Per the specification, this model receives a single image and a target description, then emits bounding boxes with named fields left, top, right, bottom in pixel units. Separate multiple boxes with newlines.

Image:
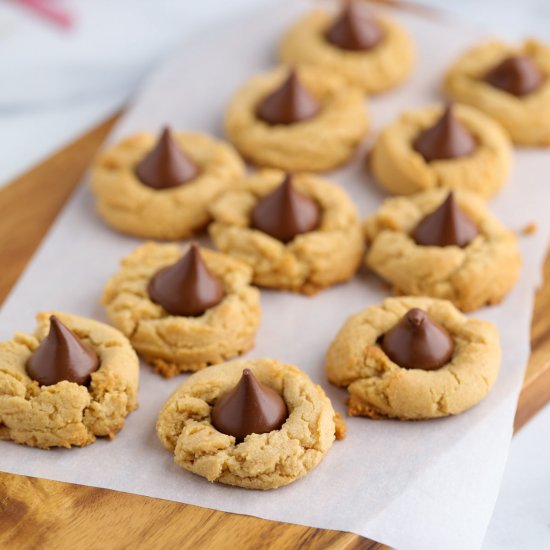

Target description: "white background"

left=0, top=1, right=549, bottom=548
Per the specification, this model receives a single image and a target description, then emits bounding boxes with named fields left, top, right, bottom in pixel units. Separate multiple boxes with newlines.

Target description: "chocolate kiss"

left=325, top=0, right=384, bottom=51
left=135, top=127, right=199, bottom=189
left=485, top=55, right=544, bottom=97
left=26, top=316, right=99, bottom=386
left=251, top=174, right=320, bottom=243
left=412, top=191, right=478, bottom=248
left=211, top=368, right=288, bottom=441
left=413, top=105, right=476, bottom=162
left=381, top=308, right=454, bottom=371
left=256, top=69, right=320, bottom=125
left=148, top=243, right=224, bottom=317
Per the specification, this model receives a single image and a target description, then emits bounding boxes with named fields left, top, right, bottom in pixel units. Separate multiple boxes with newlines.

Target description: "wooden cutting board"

left=0, top=114, right=548, bottom=549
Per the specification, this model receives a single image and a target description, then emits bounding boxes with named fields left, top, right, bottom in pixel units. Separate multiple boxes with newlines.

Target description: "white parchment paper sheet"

left=1, top=2, right=549, bottom=548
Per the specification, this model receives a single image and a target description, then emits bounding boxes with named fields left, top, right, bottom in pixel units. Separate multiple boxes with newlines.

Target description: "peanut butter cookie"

left=208, top=170, right=364, bottom=294
left=224, top=66, right=368, bottom=171
left=91, top=129, right=244, bottom=239
left=279, top=5, right=414, bottom=94
left=326, top=297, right=501, bottom=420
left=0, top=312, right=139, bottom=448
left=364, top=189, right=521, bottom=311
left=369, top=103, right=511, bottom=198
left=102, top=242, right=260, bottom=376
left=444, top=40, right=550, bottom=146
left=157, top=358, right=344, bottom=490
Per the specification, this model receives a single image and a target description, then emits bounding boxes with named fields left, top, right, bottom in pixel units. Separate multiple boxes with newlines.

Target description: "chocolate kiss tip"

left=251, top=174, right=320, bottom=243
left=26, top=315, right=99, bottom=387
left=256, top=69, right=320, bottom=125
left=381, top=308, right=454, bottom=371
left=326, top=0, right=383, bottom=51
left=485, top=55, right=544, bottom=97
left=211, top=368, right=288, bottom=441
left=413, top=104, right=476, bottom=163
left=147, top=244, right=224, bottom=317
left=406, top=308, right=425, bottom=327
left=135, top=126, right=199, bottom=190
left=412, top=191, right=479, bottom=248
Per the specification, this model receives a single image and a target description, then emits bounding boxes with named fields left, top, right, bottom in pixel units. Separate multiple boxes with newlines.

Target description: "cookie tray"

left=1, top=1, right=550, bottom=549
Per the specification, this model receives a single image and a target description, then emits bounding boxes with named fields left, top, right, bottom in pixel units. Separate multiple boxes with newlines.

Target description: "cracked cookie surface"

left=369, top=103, right=511, bottom=198
left=156, top=358, right=343, bottom=489
left=208, top=169, right=364, bottom=294
left=0, top=312, right=139, bottom=448
left=102, top=243, right=261, bottom=376
left=444, top=40, right=550, bottom=146
left=279, top=9, right=414, bottom=94
left=363, top=189, right=521, bottom=312
left=326, top=296, right=501, bottom=420
left=91, top=132, right=244, bottom=239
left=224, top=65, right=368, bottom=171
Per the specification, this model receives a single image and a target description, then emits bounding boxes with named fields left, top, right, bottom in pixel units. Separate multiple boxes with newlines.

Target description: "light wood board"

left=0, top=108, right=548, bottom=548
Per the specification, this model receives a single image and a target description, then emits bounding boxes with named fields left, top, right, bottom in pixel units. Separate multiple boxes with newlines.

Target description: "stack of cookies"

left=1, top=0, right=547, bottom=491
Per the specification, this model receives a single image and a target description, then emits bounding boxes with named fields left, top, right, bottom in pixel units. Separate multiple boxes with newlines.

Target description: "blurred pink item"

left=13, top=0, right=74, bottom=29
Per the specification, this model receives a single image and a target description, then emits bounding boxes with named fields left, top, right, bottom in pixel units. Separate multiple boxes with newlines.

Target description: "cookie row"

left=0, top=292, right=500, bottom=490
left=96, top=161, right=520, bottom=311
left=90, top=103, right=512, bottom=240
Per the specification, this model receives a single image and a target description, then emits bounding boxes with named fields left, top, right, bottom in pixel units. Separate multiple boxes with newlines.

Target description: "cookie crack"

left=449, top=370, right=462, bottom=386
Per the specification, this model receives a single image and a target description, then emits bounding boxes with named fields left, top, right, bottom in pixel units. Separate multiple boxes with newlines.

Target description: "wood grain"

left=0, top=474, right=383, bottom=550
left=0, top=113, right=548, bottom=548
left=514, top=246, right=550, bottom=431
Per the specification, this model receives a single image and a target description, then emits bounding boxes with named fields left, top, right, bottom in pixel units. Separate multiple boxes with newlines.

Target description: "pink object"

left=12, top=0, right=74, bottom=29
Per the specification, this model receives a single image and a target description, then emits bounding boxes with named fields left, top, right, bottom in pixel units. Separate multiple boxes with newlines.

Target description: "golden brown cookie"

left=156, top=358, right=343, bottom=490
left=369, top=103, right=511, bottom=198
left=90, top=131, right=244, bottom=239
left=444, top=40, right=550, bottom=146
left=279, top=8, right=414, bottom=94
left=364, top=189, right=521, bottom=312
left=208, top=170, right=364, bottom=294
left=102, top=242, right=261, bottom=376
left=224, top=65, right=368, bottom=171
left=326, top=296, right=501, bottom=420
left=0, top=312, right=139, bottom=448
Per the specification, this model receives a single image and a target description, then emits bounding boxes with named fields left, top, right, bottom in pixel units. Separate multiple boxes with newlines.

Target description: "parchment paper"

left=1, top=2, right=549, bottom=548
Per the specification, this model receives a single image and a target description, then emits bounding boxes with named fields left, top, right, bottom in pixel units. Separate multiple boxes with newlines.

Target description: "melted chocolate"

left=256, top=70, right=320, bottom=125
left=251, top=174, right=320, bottom=243
left=413, top=105, right=476, bottom=162
left=26, top=316, right=99, bottom=386
left=135, top=127, right=199, bottom=189
left=412, top=191, right=478, bottom=248
left=381, top=308, right=454, bottom=371
left=211, top=368, right=288, bottom=441
left=148, top=243, right=224, bottom=317
left=326, top=0, right=383, bottom=51
left=485, top=55, right=544, bottom=97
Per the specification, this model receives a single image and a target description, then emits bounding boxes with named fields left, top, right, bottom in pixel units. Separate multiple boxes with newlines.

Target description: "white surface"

left=1, top=2, right=550, bottom=549
left=0, top=0, right=271, bottom=185
left=484, top=403, right=550, bottom=550
left=420, top=0, right=550, bottom=40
